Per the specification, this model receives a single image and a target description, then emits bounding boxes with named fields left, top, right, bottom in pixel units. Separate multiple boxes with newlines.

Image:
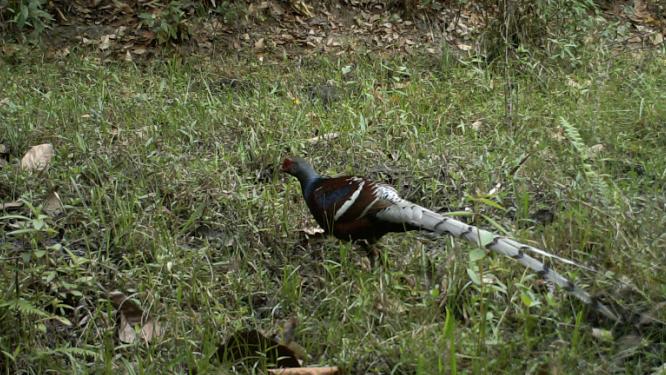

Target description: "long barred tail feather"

left=375, top=199, right=620, bottom=322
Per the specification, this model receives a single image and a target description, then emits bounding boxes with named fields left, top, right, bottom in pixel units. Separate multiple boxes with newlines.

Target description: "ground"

left=1, top=1, right=666, bottom=374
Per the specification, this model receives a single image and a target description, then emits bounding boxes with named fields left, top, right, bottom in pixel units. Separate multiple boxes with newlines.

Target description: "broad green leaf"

left=469, top=249, right=485, bottom=262
left=467, top=268, right=481, bottom=285
left=520, top=295, right=533, bottom=307
left=33, top=219, right=44, bottom=230
left=478, top=231, right=495, bottom=247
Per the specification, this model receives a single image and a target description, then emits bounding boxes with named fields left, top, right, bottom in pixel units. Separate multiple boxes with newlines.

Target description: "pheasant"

left=282, top=157, right=620, bottom=322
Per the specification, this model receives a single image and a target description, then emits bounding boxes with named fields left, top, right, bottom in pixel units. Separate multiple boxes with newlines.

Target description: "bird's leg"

left=357, top=239, right=380, bottom=269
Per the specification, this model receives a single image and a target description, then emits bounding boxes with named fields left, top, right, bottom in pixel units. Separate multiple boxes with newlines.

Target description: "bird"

left=281, top=156, right=620, bottom=322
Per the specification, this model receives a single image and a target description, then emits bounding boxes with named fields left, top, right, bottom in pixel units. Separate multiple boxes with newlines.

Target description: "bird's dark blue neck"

left=300, top=176, right=322, bottom=200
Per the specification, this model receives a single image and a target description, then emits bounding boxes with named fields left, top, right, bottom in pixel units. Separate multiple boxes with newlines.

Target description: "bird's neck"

left=296, top=170, right=321, bottom=199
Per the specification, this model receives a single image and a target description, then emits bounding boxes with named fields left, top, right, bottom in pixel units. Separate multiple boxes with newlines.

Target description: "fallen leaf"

left=280, top=313, right=297, bottom=345
left=21, top=144, right=54, bottom=171
left=0, top=144, right=7, bottom=154
left=589, top=144, right=604, bottom=153
left=472, top=120, right=483, bottom=130
left=217, top=329, right=300, bottom=368
left=308, top=133, right=339, bottom=143
left=255, top=38, right=266, bottom=49
left=100, top=35, right=111, bottom=50
left=550, top=126, right=565, bottom=142
left=43, top=191, right=63, bottom=217
left=0, top=201, right=23, bottom=210
left=637, top=301, right=666, bottom=327
left=267, top=367, right=339, bottom=375
left=109, top=291, right=163, bottom=344
left=292, top=0, right=314, bottom=18
left=269, top=1, right=285, bottom=15
left=591, top=328, right=614, bottom=341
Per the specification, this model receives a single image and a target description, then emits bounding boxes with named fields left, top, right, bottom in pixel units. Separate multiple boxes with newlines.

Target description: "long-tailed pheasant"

left=282, top=156, right=619, bottom=322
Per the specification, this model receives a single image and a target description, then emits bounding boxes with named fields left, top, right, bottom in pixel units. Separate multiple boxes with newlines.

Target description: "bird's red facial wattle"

left=282, top=158, right=293, bottom=173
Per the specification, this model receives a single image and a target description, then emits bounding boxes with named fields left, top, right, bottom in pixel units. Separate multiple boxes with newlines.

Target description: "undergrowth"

left=0, top=42, right=665, bottom=374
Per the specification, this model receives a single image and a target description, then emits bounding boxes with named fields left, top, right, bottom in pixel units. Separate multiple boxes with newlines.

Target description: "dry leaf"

left=269, top=1, right=285, bottom=15
left=376, top=298, right=404, bottom=314
left=43, top=191, right=63, bottom=217
left=280, top=313, right=298, bottom=345
left=100, top=35, right=111, bottom=50
left=550, top=126, right=565, bottom=142
left=637, top=301, right=666, bottom=327
left=472, top=120, right=483, bottom=130
left=255, top=38, right=266, bottom=49
left=308, top=133, right=339, bottom=143
left=589, top=144, right=604, bottom=153
left=267, top=368, right=339, bottom=375
left=0, top=201, right=23, bottom=210
left=217, top=329, right=300, bottom=368
left=21, top=144, right=54, bottom=171
left=109, top=291, right=163, bottom=344
left=292, top=0, right=314, bottom=18
left=591, top=328, right=614, bottom=341
left=299, top=227, right=324, bottom=236
left=0, top=144, right=7, bottom=154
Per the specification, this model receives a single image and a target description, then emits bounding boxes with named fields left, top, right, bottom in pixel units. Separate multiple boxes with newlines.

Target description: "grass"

left=0, top=43, right=665, bottom=374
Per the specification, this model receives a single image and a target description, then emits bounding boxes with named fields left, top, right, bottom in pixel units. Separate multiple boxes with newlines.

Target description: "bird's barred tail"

left=376, top=200, right=620, bottom=322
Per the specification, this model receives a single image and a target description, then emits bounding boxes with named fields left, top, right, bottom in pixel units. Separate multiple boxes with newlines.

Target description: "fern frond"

left=559, top=117, right=611, bottom=204
left=0, top=299, right=50, bottom=317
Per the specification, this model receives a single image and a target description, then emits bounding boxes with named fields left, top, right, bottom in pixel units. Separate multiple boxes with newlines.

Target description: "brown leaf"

left=100, top=35, right=111, bottom=50
left=308, top=133, right=339, bottom=143
left=550, top=126, right=565, bottom=142
left=637, top=301, right=666, bottom=327
left=280, top=313, right=298, bottom=345
left=255, top=38, right=266, bottom=49
left=589, top=144, right=604, bottom=154
left=267, top=367, right=339, bottom=375
left=43, top=191, right=64, bottom=217
left=109, top=291, right=163, bottom=344
left=21, top=144, right=54, bottom=171
left=109, top=291, right=144, bottom=324
left=141, top=30, right=157, bottom=40
left=0, top=144, right=7, bottom=154
left=217, top=329, right=300, bottom=368
left=269, top=1, right=285, bottom=15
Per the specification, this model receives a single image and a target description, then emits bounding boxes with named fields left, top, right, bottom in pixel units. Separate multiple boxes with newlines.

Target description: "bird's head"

left=282, top=157, right=319, bottom=181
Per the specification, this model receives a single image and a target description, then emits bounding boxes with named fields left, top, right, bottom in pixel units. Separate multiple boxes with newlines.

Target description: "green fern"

left=0, top=299, right=50, bottom=317
left=559, top=117, right=611, bottom=203
left=36, top=346, right=101, bottom=359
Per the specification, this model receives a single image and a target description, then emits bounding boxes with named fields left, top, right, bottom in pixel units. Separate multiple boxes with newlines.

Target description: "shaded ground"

left=1, top=0, right=665, bottom=63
